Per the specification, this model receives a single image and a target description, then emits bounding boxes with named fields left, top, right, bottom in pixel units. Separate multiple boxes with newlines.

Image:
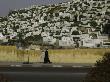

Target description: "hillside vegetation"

left=0, top=0, right=110, bottom=48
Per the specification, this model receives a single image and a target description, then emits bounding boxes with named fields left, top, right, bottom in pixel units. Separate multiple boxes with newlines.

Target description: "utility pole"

left=26, top=49, right=30, bottom=64
left=28, top=54, right=29, bottom=64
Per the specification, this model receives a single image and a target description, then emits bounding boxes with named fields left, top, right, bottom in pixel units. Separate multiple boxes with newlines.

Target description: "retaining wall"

left=0, top=46, right=110, bottom=63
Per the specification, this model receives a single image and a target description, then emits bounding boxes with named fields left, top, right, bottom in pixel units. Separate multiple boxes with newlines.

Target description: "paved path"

left=0, top=62, right=95, bottom=68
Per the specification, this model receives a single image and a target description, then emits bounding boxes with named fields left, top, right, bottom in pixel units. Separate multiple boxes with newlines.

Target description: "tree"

left=16, top=32, right=27, bottom=47
left=60, top=16, right=64, bottom=21
left=44, top=16, right=47, bottom=21
left=8, top=10, right=18, bottom=16
left=72, top=31, right=80, bottom=35
left=89, top=33, right=97, bottom=39
left=55, top=13, right=59, bottom=17
left=64, top=16, right=70, bottom=22
left=74, top=14, right=78, bottom=22
left=0, top=17, right=7, bottom=22
left=84, top=52, right=110, bottom=82
left=89, top=21, right=97, bottom=28
left=25, top=35, right=43, bottom=45
left=103, top=23, right=110, bottom=34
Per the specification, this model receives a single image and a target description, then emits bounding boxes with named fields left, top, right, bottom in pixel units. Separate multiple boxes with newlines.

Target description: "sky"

left=0, top=0, right=72, bottom=16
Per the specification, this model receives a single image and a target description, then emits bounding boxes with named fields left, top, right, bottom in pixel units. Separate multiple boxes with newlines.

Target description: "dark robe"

left=44, top=50, right=51, bottom=63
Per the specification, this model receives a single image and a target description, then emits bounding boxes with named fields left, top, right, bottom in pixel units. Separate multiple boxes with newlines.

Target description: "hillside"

left=0, top=0, right=110, bottom=49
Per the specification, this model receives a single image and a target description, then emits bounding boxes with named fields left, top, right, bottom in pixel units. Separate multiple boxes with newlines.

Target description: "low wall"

left=49, top=49, right=110, bottom=63
left=0, top=46, right=41, bottom=62
left=0, top=46, right=110, bottom=63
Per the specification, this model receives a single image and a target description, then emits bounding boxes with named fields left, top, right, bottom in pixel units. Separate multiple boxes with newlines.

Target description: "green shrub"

left=84, top=52, right=110, bottom=82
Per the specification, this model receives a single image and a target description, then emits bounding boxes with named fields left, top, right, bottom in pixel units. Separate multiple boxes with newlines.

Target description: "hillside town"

left=0, top=0, right=110, bottom=49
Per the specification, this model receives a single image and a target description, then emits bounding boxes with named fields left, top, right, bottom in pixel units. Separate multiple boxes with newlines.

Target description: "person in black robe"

left=44, top=49, right=51, bottom=63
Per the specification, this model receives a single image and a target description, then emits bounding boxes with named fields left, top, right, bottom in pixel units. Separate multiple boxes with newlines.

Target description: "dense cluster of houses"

left=0, top=0, right=110, bottom=48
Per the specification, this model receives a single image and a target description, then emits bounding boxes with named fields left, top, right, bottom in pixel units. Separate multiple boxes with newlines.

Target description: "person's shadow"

left=44, top=49, right=52, bottom=63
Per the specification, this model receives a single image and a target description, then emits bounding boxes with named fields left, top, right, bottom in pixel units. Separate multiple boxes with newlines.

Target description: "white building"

left=43, top=36, right=56, bottom=45
left=82, top=37, right=102, bottom=48
left=59, top=36, right=74, bottom=47
left=0, top=33, right=5, bottom=40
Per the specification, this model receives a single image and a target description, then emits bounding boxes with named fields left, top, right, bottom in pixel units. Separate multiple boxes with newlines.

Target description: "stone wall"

left=0, top=46, right=110, bottom=63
